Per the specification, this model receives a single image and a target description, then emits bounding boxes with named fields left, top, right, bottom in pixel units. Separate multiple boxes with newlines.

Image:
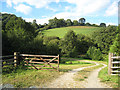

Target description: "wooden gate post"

left=108, top=53, right=113, bottom=75
left=14, top=52, right=20, bottom=67
left=57, top=54, right=59, bottom=71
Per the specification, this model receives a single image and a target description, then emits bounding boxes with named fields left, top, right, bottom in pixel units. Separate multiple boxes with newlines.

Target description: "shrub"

left=59, top=30, right=78, bottom=57
left=46, top=40, right=60, bottom=55
left=86, top=46, right=102, bottom=60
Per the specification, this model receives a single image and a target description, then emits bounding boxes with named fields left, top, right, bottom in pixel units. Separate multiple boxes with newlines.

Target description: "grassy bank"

left=2, top=58, right=93, bottom=88
left=98, top=67, right=118, bottom=88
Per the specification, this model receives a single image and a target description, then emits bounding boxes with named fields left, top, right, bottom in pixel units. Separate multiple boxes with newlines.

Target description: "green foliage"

left=32, top=19, right=39, bottom=30
left=46, top=40, right=60, bottom=55
left=98, top=67, right=118, bottom=88
left=73, top=20, right=79, bottom=26
left=2, top=30, right=9, bottom=55
left=4, top=15, right=35, bottom=35
left=59, top=30, right=78, bottom=57
left=109, top=26, right=120, bottom=55
left=2, top=13, right=16, bottom=30
left=43, top=36, right=59, bottom=44
left=79, top=18, right=86, bottom=26
left=92, top=26, right=118, bottom=54
left=100, top=23, right=106, bottom=27
left=2, top=28, right=31, bottom=55
left=26, top=36, right=45, bottom=54
left=86, top=46, right=102, bottom=60
left=91, top=24, right=99, bottom=27
left=2, top=13, right=36, bottom=55
left=76, top=34, right=94, bottom=54
left=85, top=22, right=91, bottom=26
left=110, top=34, right=120, bottom=55
left=66, top=19, right=73, bottom=26
left=48, top=17, right=66, bottom=28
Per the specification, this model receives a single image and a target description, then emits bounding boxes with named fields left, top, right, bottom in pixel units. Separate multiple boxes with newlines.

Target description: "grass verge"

left=98, top=67, right=118, bottom=88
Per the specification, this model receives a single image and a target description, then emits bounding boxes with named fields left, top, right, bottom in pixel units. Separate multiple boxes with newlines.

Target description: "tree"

left=92, top=24, right=99, bottom=27
left=86, top=46, right=102, bottom=60
left=46, top=40, right=60, bottom=55
left=48, top=17, right=59, bottom=28
left=32, top=19, right=39, bottom=30
left=2, top=13, right=16, bottom=30
left=92, top=26, right=118, bottom=54
left=66, top=19, right=72, bottom=26
left=79, top=18, right=86, bottom=26
left=5, top=15, right=35, bottom=36
left=100, top=23, right=106, bottom=27
left=3, top=28, right=31, bottom=55
left=48, top=17, right=66, bottom=28
left=2, top=13, right=35, bottom=55
left=43, top=36, right=59, bottom=44
left=26, top=36, right=45, bottom=54
left=76, top=34, right=94, bottom=54
left=73, top=20, right=79, bottom=26
left=85, top=22, right=91, bottom=26
left=57, top=19, right=66, bottom=27
left=109, top=26, right=120, bottom=55
left=59, top=30, right=78, bottom=57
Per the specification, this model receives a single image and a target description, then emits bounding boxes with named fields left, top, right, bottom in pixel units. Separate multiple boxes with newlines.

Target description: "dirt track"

left=44, top=61, right=111, bottom=88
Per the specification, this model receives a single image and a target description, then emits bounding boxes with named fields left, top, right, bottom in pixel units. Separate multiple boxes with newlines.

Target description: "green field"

left=42, top=26, right=100, bottom=38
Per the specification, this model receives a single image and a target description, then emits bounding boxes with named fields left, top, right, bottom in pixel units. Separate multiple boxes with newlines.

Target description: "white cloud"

left=65, top=6, right=71, bottom=11
left=64, top=0, right=111, bottom=15
left=23, top=18, right=34, bottom=22
left=49, top=0, right=112, bottom=20
left=6, top=0, right=116, bottom=16
left=5, top=0, right=118, bottom=24
left=36, top=18, right=50, bottom=24
left=24, top=17, right=50, bottom=24
left=6, top=0, right=60, bottom=14
left=106, top=22, right=117, bottom=26
left=14, top=4, right=32, bottom=15
left=56, top=0, right=60, bottom=3
left=42, top=16, right=48, bottom=18
left=6, top=0, right=60, bottom=8
left=6, top=0, right=12, bottom=7
left=1, top=12, right=14, bottom=14
left=105, top=1, right=118, bottom=16
left=46, top=6, right=57, bottom=12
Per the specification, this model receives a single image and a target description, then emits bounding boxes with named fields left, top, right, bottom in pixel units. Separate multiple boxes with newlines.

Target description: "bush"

left=59, top=30, right=78, bottom=57
left=46, top=40, right=60, bottom=55
left=86, top=46, right=102, bottom=60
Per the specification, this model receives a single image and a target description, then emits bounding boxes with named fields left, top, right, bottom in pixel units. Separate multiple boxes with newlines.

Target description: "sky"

left=1, top=0, right=119, bottom=26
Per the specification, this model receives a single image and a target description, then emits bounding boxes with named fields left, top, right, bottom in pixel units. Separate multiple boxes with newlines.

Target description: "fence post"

left=14, top=52, right=20, bottom=67
left=108, top=53, right=113, bottom=75
left=58, top=54, right=59, bottom=71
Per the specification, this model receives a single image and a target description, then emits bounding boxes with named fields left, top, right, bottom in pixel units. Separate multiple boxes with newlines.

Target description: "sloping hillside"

left=42, top=26, right=100, bottom=38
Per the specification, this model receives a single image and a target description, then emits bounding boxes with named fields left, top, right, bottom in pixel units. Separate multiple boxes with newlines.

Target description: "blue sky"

left=1, top=0, right=119, bottom=25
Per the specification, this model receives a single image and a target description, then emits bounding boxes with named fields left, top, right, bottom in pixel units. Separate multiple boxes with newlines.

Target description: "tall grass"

left=98, top=67, right=118, bottom=88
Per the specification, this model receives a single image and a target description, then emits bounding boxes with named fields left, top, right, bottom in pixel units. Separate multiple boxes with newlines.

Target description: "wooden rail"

left=1, top=52, right=60, bottom=71
left=22, top=54, right=60, bottom=71
left=108, top=53, right=120, bottom=75
left=1, top=52, right=20, bottom=68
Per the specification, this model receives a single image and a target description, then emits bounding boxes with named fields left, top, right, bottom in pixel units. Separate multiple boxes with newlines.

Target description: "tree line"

left=33, top=17, right=106, bottom=32
left=2, top=13, right=120, bottom=61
